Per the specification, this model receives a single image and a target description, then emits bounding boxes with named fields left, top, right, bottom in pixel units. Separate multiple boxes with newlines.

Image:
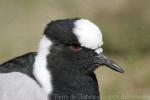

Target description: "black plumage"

left=0, top=18, right=124, bottom=100
left=0, top=53, right=37, bottom=81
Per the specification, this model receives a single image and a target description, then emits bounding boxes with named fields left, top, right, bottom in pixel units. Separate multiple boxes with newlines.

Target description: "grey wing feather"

left=0, top=52, right=37, bottom=78
left=0, top=72, right=48, bottom=100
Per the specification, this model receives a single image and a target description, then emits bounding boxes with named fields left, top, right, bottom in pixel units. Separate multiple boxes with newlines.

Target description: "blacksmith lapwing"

left=0, top=18, right=124, bottom=100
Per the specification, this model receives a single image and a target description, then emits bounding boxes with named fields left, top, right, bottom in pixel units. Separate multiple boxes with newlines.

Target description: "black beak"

left=95, top=53, right=124, bottom=73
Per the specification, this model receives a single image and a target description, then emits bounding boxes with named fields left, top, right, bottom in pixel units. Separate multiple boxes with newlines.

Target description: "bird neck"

left=49, top=65, right=100, bottom=100
left=33, top=35, right=53, bottom=94
left=33, top=35, right=100, bottom=100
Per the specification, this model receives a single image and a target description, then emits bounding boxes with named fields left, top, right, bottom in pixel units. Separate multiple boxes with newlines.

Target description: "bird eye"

left=69, top=43, right=81, bottom=51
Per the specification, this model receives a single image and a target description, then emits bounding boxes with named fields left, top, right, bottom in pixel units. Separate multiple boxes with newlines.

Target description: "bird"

left=0, top=18, right=124, bottom=100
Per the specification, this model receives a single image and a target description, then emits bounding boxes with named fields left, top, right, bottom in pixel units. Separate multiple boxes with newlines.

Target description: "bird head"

left=40, top=18, right=124, bottom=74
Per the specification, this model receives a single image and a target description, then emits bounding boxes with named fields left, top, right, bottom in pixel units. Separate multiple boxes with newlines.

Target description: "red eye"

left=70, top=43, right=81, bottom=51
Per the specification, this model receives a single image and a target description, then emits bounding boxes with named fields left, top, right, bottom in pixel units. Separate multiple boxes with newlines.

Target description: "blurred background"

left=0, top=0, right=150, bottom=100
